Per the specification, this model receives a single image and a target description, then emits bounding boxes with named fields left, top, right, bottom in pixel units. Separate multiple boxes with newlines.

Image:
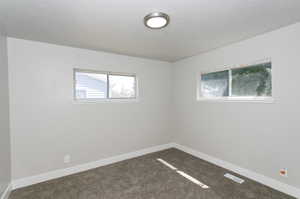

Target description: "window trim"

left=197, top=58, right=274, bottom=103
left=73, top=68, right=138, bottom=102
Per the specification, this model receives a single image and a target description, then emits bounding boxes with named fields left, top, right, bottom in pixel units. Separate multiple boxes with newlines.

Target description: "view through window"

left=199, top=61, right=272, bottom=99
left=75, top=69, right=136, bottom=100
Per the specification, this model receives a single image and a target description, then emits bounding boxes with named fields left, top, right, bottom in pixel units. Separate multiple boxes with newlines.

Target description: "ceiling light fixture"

left=144, top=12, right=170, bottom=29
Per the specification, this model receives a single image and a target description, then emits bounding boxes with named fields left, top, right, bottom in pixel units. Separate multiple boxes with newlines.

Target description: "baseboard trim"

left=173, top=143, right=300, bottom=198
left=12, top=143, right=175, bottom=190
left=1, top=183, right=12, bottom=199
left=11, top=142, right=300, bottom=198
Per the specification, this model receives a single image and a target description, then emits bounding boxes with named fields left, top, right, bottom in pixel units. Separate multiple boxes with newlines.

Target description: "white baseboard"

left=12, top=143, right=176, bottom=190
left=11, top=142, right=300, bottom=198
left=1, top=183, right=12, bottom=199
left=173, top=143, right=300, bottom=198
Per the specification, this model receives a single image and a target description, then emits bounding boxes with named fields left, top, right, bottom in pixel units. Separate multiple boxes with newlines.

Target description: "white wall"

left=0, top=31, right=11, bottom=194
left=172, top=22, right=300, bottom=188
left=7, top=22, right=300, bottom=191
left=8, top=38, right=172, bottom=180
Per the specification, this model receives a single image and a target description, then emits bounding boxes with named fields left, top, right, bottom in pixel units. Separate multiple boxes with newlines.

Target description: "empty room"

left=1, top=0, right=300, bottom=198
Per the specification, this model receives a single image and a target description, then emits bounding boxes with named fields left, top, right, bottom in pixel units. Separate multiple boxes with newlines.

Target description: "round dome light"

left=144, top=12, right=170, bottom=29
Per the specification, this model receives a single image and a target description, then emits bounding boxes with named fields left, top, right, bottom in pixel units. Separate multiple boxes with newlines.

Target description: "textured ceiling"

left=1, top=0, right=300, bottom=62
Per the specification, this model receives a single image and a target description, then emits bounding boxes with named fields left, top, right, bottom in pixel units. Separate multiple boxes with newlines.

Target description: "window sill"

left=197, top=97, right=274, bottom=103
left=73, top=98, right=139, bottom=104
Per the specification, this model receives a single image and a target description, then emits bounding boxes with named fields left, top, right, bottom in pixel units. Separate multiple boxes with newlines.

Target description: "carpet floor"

left=9, top=148, right=295, bottom=199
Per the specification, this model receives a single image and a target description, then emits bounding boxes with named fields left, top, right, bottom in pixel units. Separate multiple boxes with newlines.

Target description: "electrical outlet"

left=279, top=168, right=288, bottom=177
left=64, top=155, right=71, bottom=163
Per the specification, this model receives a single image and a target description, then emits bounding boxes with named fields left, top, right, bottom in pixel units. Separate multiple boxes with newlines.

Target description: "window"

left=199, top=61, right=272, bottom=101
left=75, top=71, right=107, bottom=99
left=74, top=69, right=137, bottom=100
left=109, top=74, right=136, bottom=98
left=201, top=70, right=229, bottom=97
left=231, top=62, right=272, bottom=97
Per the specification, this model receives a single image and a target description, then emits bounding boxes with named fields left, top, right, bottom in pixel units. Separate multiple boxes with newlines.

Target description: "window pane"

left=201, top=70, right=229, bottom=97
left=232, top=62, right=272, bottom=97
left=109, top=75, right=136, bottom=98
left=75, top=72, right=107, bottom=99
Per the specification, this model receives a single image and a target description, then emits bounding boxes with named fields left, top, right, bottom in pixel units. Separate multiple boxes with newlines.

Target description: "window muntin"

left=74, top=69, right=137, bottom=100
left=199, top=61, right=272, bottom=100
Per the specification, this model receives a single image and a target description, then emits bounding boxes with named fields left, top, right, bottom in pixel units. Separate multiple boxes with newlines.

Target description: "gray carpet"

left=9, top=148, right=295, bottom=199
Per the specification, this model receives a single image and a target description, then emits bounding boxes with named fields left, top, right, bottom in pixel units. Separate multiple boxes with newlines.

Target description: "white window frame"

left=197, top=58, right=274, bottom=103
left=73, top=68, right=138, bottom=103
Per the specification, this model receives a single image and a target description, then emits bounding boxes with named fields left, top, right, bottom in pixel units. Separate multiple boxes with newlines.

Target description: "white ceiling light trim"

left=144, top=12, right=170, bottom=29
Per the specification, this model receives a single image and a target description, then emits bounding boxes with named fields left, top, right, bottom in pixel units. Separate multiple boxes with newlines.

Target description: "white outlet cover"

left=64, top=155, right=71, bottom=163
